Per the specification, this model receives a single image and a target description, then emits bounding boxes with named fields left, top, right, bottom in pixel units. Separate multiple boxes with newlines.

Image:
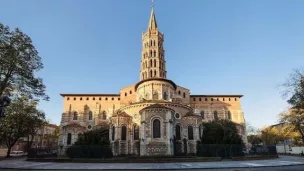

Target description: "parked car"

left=10, top=151, right=25, bottom=157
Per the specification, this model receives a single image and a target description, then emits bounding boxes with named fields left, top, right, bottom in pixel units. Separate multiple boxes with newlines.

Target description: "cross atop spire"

left=148, top=0, right=158, bottom=30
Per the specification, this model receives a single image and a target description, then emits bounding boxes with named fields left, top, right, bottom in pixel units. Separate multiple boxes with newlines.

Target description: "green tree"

left=201, top=120, right=244, bottom=145
left=75, top=124, right=110, bottom=145
left=281, top=68, right=304, bottom=143
left=0, top=23, right=49, bottom=101
left=0, top=97, right=45, bottom=157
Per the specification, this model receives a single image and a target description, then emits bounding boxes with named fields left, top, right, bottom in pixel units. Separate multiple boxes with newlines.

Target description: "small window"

left=199, top=98, right=201, bottom=101
left=67, top=133, right=72, bottom=145
left=125, top=92, right=127, bottom=96
left=80, top=97, right=82, bottom=100
left=112, top=126, right=115, bottom=141
left=93, top=97, right=95, bottom=100
left=175, top=125, right=181, bottom=140
left=153, top=119, right=161, bottom=138
left=74, top=97, right=76, bottom=100
left=112, top=97, right=114, bottom=100
left=175, top=113, right=180, bottom=119
left=193, top=98, right=196, bottom=101
left=223, top=98, right=225, bottom=101
left=217, top=98, right=219, bottom=101
left=105, top=97, right=108, bottom=100
left=130, top=91, right=132, bottom=94
left=229, top=98, right=231, bottom=101
left=227, top=111, right=232, bottom=120
left=73, top=112, right=78, bottom=120
left=214, top=111, right=219, bottom=121
left=188, top=126, right=194, bottom=140
left=67, top=97, right=70, bottom=100
left=118, top=98, right=120, bottom=100
left=121, top=126, right=127, bottom=141
left=178, top=91, right=181, bottom=95
left=99, top=97, right=101, bottom=100
left=86, top=97, right=89, bottom=100
left=235, top=98, right=237, bottom=101
left=205, top=98, right=208, bottom=101
left=211, top=98, right=214, bottom=101
left=88, top=125, right=92, bottom=129
left=88, top=111, right=93, bottom=120
left=183, top=92, right=186, bottom=98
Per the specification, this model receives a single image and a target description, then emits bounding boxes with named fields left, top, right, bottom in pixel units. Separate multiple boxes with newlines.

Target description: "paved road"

left=0, top=156, right=303, bottom=170
left=0, top=165, right=304, bottom=171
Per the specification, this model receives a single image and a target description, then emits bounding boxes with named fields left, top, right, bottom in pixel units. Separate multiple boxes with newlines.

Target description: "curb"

left=0, top=163, right=304, bottom=170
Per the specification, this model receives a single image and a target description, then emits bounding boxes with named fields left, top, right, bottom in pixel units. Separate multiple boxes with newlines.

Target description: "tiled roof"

left=140, top=103, right=174, bottom=111
left=112, top=111, right=132, bottom=118
left=182, top=111, right=200, bottom=118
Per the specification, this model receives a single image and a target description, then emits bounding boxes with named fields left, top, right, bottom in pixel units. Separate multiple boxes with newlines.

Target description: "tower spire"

left=140, top=1, right=166, bottom=81
left=148, top=0, right=157, bottom=30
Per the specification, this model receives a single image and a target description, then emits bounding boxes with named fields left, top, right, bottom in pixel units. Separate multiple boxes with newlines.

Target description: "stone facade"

left=58, top=6, right=247, bottom=156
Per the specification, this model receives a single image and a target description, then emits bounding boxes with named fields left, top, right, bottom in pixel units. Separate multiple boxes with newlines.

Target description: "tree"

left=43, top=126, right=59, bottom=149
left=75, top=124, right=110, bottom=145
left=201, top=120, right=244, bottom=145
left=247, top=134, right=262, bottom=145
left=0, top=97, right=45, bottom=157
left=281, top=68, right=304, bottom=143
left=0, top=23, right=49, bottom=101
left=260, top=126, right=280, bottom=145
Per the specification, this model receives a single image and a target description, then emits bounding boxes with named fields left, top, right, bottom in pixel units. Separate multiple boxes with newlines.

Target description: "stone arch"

left=187, top=125, right=194, bottom=140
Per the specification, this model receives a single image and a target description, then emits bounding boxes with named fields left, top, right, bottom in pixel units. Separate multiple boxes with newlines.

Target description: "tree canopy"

left=0, top=23, right=49, bottom=101
left=201, top=120, right=244, bottom=145
left=74, top=124, right=110, bottom=145
left=0, top=97, right=46, bottom=157
left=281, top=68, right=304, bottom=144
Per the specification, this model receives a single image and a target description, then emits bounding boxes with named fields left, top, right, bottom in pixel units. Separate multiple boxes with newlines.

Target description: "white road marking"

left=242, top=162, right=264, bottom=166
left=181, top=164, right=192, bottom=167
left=14, top=162, right=53, bottom=168
left=279, top=161, right=303, bottom=164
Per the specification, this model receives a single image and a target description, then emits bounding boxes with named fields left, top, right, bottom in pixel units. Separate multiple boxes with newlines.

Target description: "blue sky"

left=1, top=0, right=303, bottom=129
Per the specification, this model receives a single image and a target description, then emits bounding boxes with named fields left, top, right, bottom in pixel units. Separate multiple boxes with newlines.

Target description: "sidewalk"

left=0, top=156, right=303, bottom=170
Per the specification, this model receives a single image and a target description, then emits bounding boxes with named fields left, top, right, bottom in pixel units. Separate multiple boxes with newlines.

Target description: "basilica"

left=58, top=5, right=247, bottom=156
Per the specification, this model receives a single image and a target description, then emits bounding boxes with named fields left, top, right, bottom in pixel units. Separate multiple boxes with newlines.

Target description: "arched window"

left=154, top=59, right=156, bottom=67
left=73, top=112, right=78, bottom=120
left=88, top=111, right=93, bottom=120
left=102, top=111, right=107, bottom=120
left=67, top=133, right=72, bottom=145
left=143, top=53, right=146, bottom=58
left=145, top=71, right=147, bottom=79
left=133, top=125, right=139, bottom=140
left=152, top=119, right=161, bottom=138
left=112, top=126, right=115, bottom=140
left=150, top=50, right=152, bottom=57
left=153, top=40, right=156, bottom=46
left=200, top=111, right=205, bottom=119
left=145, top=61, right=147, bottom=68
left=183, top=92, right=186, bottom=98
left=153, top=91, right=159, bottom=100
left=188, top=126, right=194, bottom=140
left=178, top=90, right=181, bottom=95
left=154, top=70, right=157, bottom=76
left=150, top=59, right=152, bottom=67
left=121, top=126, right=127, bottom=141
left=150, top=70, right=153, bottom=78
left=142, top=73, right=144, bottom=79
left=227, top=111, right=232, bottom=120
left=159, top=61, right=162, bottom=69
left=150, top=40, right=152, bottom=46
left=160, top=72, right=162, bottom=77
left=175, top=125, right=181, bottom=140
left=214, top=111, right=218, bottom=121
left=153, top=51, right=156, bottom=57
left=163, top=92, right=168, bottom=100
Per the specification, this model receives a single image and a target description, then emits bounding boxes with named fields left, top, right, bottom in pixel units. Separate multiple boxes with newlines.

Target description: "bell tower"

left=140, top=3, right=166, bottom=81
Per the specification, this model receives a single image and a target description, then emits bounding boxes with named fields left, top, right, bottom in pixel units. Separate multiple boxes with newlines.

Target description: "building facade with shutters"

left=58, top=5, right=247, bottom=156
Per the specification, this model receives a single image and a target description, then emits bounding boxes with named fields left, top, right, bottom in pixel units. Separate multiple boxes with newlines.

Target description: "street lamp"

left=0, top=96, right=11, bottom=118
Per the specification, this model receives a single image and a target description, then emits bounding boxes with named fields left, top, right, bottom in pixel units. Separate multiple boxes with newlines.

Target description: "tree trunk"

left=6, top=147, right=11, bottom=158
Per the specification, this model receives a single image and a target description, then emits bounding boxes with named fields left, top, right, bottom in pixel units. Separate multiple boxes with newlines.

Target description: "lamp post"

left=0, top=96, right=11, bottom=118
